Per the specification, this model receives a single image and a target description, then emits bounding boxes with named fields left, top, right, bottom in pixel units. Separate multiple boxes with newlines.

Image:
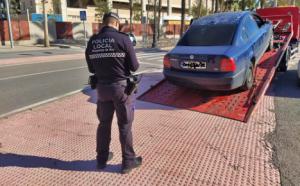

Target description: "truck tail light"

left=220, top=57, right=236, bottom=72
left=163, top=55, right=171, bottom=68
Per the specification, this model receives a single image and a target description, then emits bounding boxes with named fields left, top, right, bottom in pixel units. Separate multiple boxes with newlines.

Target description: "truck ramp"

left=139, top=50, right=279, bottom=122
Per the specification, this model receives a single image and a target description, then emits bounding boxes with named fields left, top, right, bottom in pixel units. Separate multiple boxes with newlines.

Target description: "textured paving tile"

left=0, top=73, right=280, bottom=186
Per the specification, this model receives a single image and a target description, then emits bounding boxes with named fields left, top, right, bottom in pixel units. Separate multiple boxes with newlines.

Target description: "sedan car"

left=163, top=11, right=273, bottom=91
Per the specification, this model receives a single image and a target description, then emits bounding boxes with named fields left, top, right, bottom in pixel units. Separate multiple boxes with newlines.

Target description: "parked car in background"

left=163, top=11, right=273, bottom=91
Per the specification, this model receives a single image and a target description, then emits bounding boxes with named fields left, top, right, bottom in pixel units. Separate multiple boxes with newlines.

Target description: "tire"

left=241, top=63, right=255, bottom=91
left=267, top=34, right=274, bottom=51
left=278, top=47, right=290, bottom=72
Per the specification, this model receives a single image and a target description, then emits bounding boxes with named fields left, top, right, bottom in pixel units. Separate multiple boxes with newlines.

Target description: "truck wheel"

left=241, top=63, right=254, bottom=91
left=267, top=34, right=274, bottom=51
left=278, top=47, right=291, bottom=72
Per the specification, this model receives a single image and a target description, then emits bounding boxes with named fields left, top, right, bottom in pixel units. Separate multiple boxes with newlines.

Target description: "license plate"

left=181, top=61, right=206, bottom=70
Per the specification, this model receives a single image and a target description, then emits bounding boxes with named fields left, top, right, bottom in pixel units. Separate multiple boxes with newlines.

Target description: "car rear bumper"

left=163, top=69, right=246, bottom=91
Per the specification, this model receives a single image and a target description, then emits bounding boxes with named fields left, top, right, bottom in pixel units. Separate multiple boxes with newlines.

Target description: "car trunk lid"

left=167, top=46, right=232, bottom=72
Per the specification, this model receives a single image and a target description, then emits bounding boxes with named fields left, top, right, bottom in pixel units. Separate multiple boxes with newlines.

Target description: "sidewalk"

left=0, top=72, right=280, bottom=185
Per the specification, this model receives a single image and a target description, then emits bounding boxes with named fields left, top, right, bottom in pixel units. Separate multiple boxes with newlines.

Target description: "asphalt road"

left=0, top=49, right=165, bottom=116
left=0, top=48, right=84, bottom=60
left=267, top=55, right=300, bottom=186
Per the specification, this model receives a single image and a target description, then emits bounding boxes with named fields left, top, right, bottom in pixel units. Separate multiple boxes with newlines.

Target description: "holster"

left=125, top=74, right=142, bottom=95
left=88, top=74, right=98, bottom=89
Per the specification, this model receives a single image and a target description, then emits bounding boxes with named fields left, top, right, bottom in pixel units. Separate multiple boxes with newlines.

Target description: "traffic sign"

left=80, top=11, right=87, bottom=21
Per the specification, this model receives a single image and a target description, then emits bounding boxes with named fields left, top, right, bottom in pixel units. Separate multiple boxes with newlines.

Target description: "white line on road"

left=0, top=66, right=87, bottom=81
left=139, top=62, right=163, bottom=67
left=145, top=56, right=164, bottom=60
left=137, top=69, right=163, bottom=74
left=137, top=53, right=166, bottom=57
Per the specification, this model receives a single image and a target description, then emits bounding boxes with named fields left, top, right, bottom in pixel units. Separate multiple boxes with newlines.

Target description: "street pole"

left=129, top=0, right=133, bottom=33
left=83, top=20, right=87, bottom=48
left=42, top=0, right=50, bottom=47
left=27, top=8, right=30, bottom=22
left=157, top=0, right=161, bottom=41
left=180, top=0, right=185, bottom=37
left=4, top=0, right=14, bottom=48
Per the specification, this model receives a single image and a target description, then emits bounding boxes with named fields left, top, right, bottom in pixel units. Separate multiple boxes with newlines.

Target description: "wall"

left=0, top=20, right=30, bottom=42
left=29, top=20, right=57, bottom=44
left=1, top=19, right=185, bottom=46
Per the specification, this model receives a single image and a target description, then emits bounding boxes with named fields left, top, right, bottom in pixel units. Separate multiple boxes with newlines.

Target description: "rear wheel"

left=278, top=47, right=291, bottom=72
left=241, top=63, right=254, bottom=91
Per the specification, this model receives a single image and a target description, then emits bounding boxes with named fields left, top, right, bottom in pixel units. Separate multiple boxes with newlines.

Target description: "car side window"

left=252, top=15, right=264, bottom=28
left=244, top=15, right=259, bottom=39
left=241, top=26, right=248, bottom=42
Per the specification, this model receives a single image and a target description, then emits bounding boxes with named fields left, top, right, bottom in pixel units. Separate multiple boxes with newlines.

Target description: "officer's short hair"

left=103, top=12, right=120, bottom=24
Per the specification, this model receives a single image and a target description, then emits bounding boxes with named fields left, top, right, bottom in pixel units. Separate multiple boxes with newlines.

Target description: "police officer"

left=85, top=12, right=142, bottom=174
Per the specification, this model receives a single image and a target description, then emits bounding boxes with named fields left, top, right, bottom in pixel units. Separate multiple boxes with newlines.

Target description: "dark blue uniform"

left=85, top=26, right=139, bottom=168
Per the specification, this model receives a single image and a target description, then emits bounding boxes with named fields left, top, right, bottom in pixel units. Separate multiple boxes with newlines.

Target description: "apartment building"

left=17, top=0, right=212, bottom=23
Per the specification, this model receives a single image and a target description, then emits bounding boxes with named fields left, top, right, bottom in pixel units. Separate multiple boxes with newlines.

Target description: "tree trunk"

left=215, top=0, right=218, bottom=12
left=205, top=0, right=208, bottom=15
left=198, top=0, right=202, bottom=17
left=152, top=0, right=158, bottom=48
left=157, top=0, right=162, bottom=41
left=180, top=0, right=185, bottom=37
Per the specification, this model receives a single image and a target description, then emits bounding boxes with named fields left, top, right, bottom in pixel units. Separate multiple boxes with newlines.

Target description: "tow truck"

left=139, top=6, right=300, bottom=122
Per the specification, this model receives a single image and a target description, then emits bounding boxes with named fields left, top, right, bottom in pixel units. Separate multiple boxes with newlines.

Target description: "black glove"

left=88, top=75, right=98, bottom=89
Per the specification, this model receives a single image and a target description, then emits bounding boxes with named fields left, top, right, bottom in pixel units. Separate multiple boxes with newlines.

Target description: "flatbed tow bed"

left=139, top=7, right=298, bottom=122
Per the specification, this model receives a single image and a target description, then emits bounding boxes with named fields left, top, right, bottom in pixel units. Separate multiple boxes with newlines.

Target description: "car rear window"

left=177, top=24, right=237, bottom=46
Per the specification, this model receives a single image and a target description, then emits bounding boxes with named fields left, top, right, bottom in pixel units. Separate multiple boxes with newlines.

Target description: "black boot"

left=121, top=156, right=142, bottom=174
left=97, top=152, right=113, bottom=169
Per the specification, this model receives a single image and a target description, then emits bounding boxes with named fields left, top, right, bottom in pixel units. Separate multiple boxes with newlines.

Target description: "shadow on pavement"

left=0, top=153, right=121, bottom=173
left=267, top=69, right=300, bottom=99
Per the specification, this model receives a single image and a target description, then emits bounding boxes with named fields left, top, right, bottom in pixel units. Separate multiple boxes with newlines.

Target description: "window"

left=177, top=24, right=237, bottom=46
left=252, top=14, right=264, bottom=28
left=244, top=15, right=259, bottom=39
left=241, top=26, right=248, bottom=42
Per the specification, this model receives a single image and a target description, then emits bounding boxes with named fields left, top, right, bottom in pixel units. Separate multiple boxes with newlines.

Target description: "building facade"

left=17, top=0, right=212, bottom=23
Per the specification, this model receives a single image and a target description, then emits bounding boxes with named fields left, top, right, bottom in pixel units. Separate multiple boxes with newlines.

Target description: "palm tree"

left=157, top=0, right=162, bottom=40
left=180, top=0, right=186, bottom=37
left=197, top=0, right=203, bottom=17
left=205, top=0, right=208, bottom=15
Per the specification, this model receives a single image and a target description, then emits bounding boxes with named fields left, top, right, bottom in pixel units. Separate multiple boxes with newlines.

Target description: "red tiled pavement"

left=0, top=73, right=280, bottom=185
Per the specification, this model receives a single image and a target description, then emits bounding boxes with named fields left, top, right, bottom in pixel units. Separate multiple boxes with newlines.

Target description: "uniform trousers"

left=96, top=81, right=136, bottom=166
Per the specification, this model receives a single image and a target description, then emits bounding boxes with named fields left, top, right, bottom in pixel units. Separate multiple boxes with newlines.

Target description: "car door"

left=244, top=15, right=263, bottom=64
left=252, top=14, right=271, bottom=51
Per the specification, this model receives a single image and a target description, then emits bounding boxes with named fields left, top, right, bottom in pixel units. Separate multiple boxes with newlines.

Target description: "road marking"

left=139, top=62, right=163, bottom=67
left=137, top=53, right=165, bottom=57
left=0, top=88, right=86, bottom=119
left=137, top=69, right=163, bottom=74
left=145, top=56, right=164, bottom=60
left=0, top=66, right=87, bottom=81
